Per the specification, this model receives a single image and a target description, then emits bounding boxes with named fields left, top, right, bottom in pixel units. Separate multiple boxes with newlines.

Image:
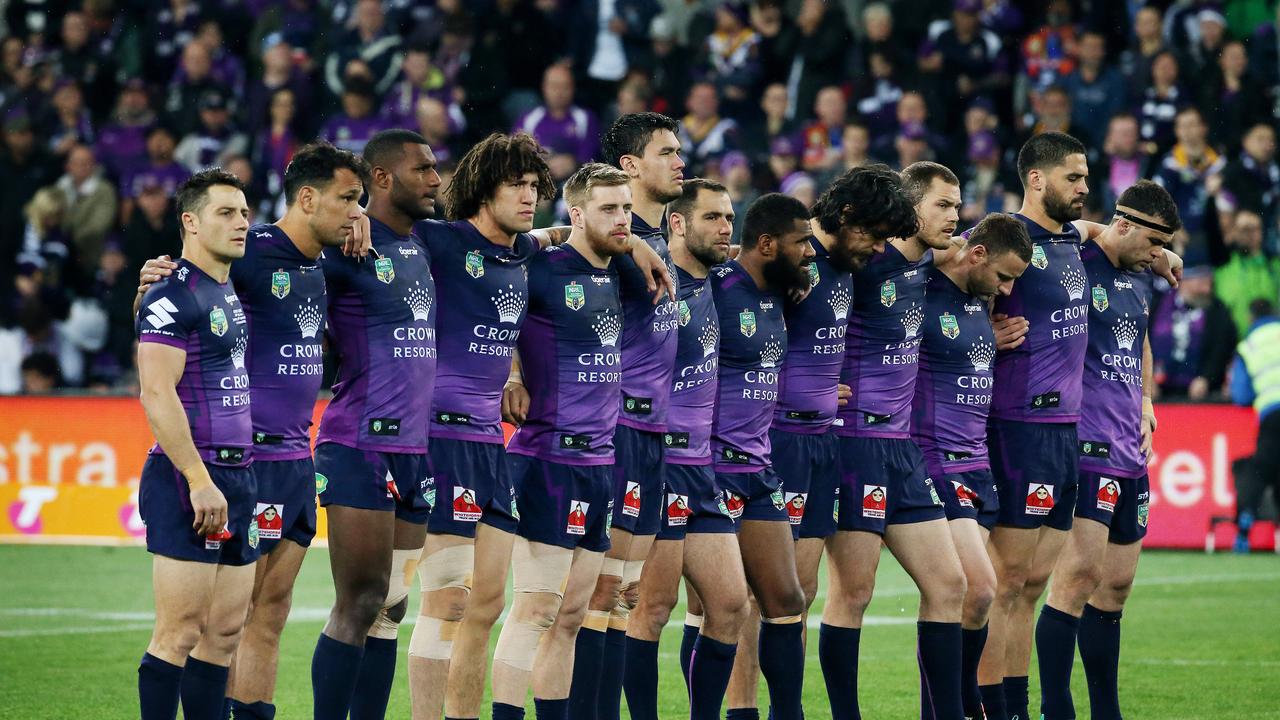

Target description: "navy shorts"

left=716, top=466, right=787, bottom=525
left=938, top=468, right=999, bottom=530
left=988, top=420, right=1078, bottom=531
left=611, top=426, right=665, bottom=536
left=508, top=454, right=613, bottom=553
left=314, top=442, right=433, bottom=524
left=1075, top=470, right=1150, bottom=545
left=139, top=454, right=259, bottom=566
left=658, top=463, right=736, bottom=540
left=253, top=457, right=318, bottom=553
left=427, top=437, right=518, bottom=537
left=836, top=436, right=945, bottom=535
left=770, top=428, right=840, bottom=540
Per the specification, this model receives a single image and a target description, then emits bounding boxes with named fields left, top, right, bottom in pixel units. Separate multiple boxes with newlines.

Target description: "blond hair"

left=24, top=187, right=67, bottom=236
left=563, top=162, right=630, bottom=210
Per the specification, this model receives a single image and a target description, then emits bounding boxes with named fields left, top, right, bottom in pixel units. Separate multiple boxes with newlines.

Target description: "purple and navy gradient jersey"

left=837, top=244, right=933, bottom=439
left=136, top=258, right=252, bottom=465
left=666, top=266, right=720, bottom=465
left=774, top=237, right=854, bottom=434
left=316, top=217, right=437, bottom=453
left=991, top=215, right=1088, bottom=423
left=616, top=213, right=680, bottom=432
left=710, top=260, right=787, bottom=471
left=418, top=219, right=539, bottom=444
left=507, top=244, right=623, bottom=465
left=912, top=268, right=996, bottom=476
left=228, top=224, right=327, bottom=460
left=1079, top=242, right=1154, bottom=478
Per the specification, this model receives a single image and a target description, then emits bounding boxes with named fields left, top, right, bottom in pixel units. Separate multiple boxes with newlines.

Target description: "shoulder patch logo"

left=1091, top=285, right=1109, bottom=313
left=209, top=307, right=228, bottom=337
left=374, top=257, right=395, bottom=284
left=880, top=280, right=897, bottom=307
left=739, top=310, right=757, bottom=337
left=1030, top=245, right=1048, bottom=270
left=145, top=297, right=179, bottom=328
left=939, top=312, right=960, bottom=339
left=565, top=281, right=585, bottom=311
left=271, top=270, right=290, bottom=299
left=466, top=250, right=485, bottom=278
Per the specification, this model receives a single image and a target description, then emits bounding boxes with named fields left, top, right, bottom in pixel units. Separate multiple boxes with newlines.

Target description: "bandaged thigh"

left=369, top=547, right=422, bottom=640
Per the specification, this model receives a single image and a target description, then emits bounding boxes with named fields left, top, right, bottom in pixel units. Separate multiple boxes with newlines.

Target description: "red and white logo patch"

left=567, top=500, right=589, bottom=535
left=254, top=503, right=284, bottom=540
left=724, top=491, right=745, bottom=520
left=1025, top=483, right=1055, bottom=516
left=384, top=470, right=401, bottom=501
left=453, top=486, right=482, bottom=522
left=862, top=485, right=887, bottom=519
left=205, top=524, right=232, bottom=550
left=785, top=492, right=807, bottom=525
left=951, top=481, right=978, bottom=509
left=1096, top=478, right=1120, bottom=513
left=622, top=481, right=642, bottom=518
left=666, top=493, right=691, bottom=526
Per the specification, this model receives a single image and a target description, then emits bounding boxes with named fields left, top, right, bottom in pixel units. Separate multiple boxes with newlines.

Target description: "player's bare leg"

left=978, top=526, right=1036, bottom=717
left=817, top=529, right=882, bottom=720
left=226, top=538, right=308, bottom=708
left=794, top=536, right=826, bottom=623
left=148, top=557, right=227, bottom=664
left=352, top=518, right=426, bottom=720
left=683, top=580, right=705, bottom=688
left=1008, top=527, right=1067, bottom=670
left=491, top=540, right=575, bottom=712
left=409, top=532, right=473, bottom=720
left=735, top=519, right=807, bottom=720
left=445, top=522, right=516, bottom=718
left=948, top=520, right=996, bottom=719
left=724, top=598, right=761, bottom=713
left=532, top=547, right=607, bottom=711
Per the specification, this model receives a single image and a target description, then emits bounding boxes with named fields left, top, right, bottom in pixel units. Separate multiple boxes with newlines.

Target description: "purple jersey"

left=126, top=162, right=191, bottom=199
left=774, top=237, right=854, bottom=433
left=710, top=260, right=787, bottom=471
left=228, top=224, right=327, bottom=460
left=320, top=114, right=392, bottom=154
left=513, top=105, right=599, bottom=164
left=992, top=215, right=1088, bottom=422
left=666, top=266, right=720, bottom=465
left=838, top=244, right=933, bottom=439
left=912, top=268, right=996, bottom=475
left=507, top=244, right=623, bottom=465
left=136, top=258, right=252, bottom=465
left=419, top=219, right=539, bottom=444
left=316, top=218, right=437, bottom=453
left=616, top=213, right=680, bottom=432
left=1079, top=242, right=1154, bottom=477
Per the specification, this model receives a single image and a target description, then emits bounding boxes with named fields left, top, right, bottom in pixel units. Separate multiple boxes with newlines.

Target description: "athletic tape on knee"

left=600, top=556, right=625, bottom=579
left=761, top=614, right=803, bottom=625
left=408, top=616, right=457, bottom=660
left=369, top=547, right=421, bottom=640
left=582, top=609, right=611, bottom=633
left=511, top=538, right=573, bottom=597
left=684, top=613, right=704, bottom=629
left=492, top=617, right=545, bottom=672
left=419, top=543, right=475, bottom=593
left=608, top=560, right=645, bottom=631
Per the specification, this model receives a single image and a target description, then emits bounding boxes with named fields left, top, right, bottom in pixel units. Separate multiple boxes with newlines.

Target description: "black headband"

left=1115, top=209, right=1175, bottom=235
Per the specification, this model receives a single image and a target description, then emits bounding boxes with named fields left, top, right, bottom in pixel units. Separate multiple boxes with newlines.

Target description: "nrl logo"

left=209, top=307, right=229, bottom=337
left=564, top=281, right=585, bottom=311
left=880, top=280, right=897, bottom=307
left=739, top=310, right=757, bottom=337
left=466, top=250, right=484, bottom=278
left=271, top=270, right=290, bottom=299
left=374, top=257, right=395, bottom=284
left=1091, top=285, right=1109, bottom=313
left=1030, top=245, right=1048, bottom=270
left=939, top=312, right=959, bottom=340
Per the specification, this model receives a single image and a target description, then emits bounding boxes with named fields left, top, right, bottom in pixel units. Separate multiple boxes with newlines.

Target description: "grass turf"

left=0, top=545, right=1276, bottom=718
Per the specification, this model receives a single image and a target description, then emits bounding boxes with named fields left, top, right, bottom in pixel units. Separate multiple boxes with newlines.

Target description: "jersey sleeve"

left=136, top=280, right=198, bottom=350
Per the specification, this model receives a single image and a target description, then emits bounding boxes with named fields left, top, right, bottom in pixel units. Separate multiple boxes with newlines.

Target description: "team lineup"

left=130, top=113, right=1184, bottom=720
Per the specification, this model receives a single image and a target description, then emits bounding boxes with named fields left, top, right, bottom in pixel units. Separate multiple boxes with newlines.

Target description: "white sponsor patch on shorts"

left=622, top=481, right=641, bottom=517
left=1025, top=483, right=1055, bottom=516
left=862, top=485, right=887, bottom=519
left=784, top=491, right=806, bottom=525
left=1096, top=478, right=1120, bottom=513
left=665, top=493, right=691, bottom=526
left=254, top=503, right=284, bottom=540
left=567, top=500, right=590, bottom=535
left=452, top=486, right=482, bottom=522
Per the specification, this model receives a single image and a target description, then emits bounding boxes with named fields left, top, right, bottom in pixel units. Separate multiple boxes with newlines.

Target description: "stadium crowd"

left=1, top=0, right=1279, bottom=397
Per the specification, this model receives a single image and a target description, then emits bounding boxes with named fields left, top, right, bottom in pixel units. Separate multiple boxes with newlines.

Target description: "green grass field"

left=1, top=545, right=1276, bottom=719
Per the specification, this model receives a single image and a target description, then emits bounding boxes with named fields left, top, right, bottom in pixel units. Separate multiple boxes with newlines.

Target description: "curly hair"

left=811, top=163, right=918, bottom=239
left=444, top=133, right=556, bottom=220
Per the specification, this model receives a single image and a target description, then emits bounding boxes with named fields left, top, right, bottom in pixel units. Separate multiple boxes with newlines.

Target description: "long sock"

left=229, top=699, right=276, bottom=719
left=758, top=621, right=804, bottom=720
left=534, top=697, right=569, bottom=720
left=688, top=635, right=737, bottom=720
left=621, top=637, right=660, bottom=720
left=568, top=626, right=607, bottom=720
left=726, top=709, right=760, bottom=720
left=680, top=619, right=701, bottom=690
left=1078, top=604, right=1123, bottom=720
left=1035, top=606, right=1080, bottom=720
left=597, top=628, right=627, bottom=720
left=310, top=633, right=364, bottom=720
left=138, top=652, right=183, bottom=720
left=979, top=683, right=1008, bottom=720
left=961, top=625, right=989, bottom=718
left=1003, top=676, right=1029, bottom=720
left=819, top=624, right=861, bottom=720
left=179, top=656, right=229, bottom=720
left=349, top=636, right=397, bottom=720
left=492, top=702, right=526, bottom=720
left=917, top=622, right=963, bottom=720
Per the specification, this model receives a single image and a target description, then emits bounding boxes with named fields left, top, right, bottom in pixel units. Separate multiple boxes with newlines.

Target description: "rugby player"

left=1034, top=181, right=1178, bottom=720
left=135, top=169, right=255, bottom=720
left=622, top=178, right=748, bottom=720
left=911, top=212, right=1033, bottom=720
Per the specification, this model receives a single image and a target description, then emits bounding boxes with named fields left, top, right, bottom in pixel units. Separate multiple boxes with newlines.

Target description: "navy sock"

left=979, top=683, right=1008, bottom=720
left=1078, top=604, right=1123, bottom=720
left=568, top=626, right=606, bottom=720
left=818, top=624, right=861, bottom=720
left=310, top=633, right=364, bottom=720
left=349, top=636, right=397, bottom=720
left=1035, top=606, right=1080, bottom=720
left=680, top=623, right=700, bottom=691
left=492, top=702, right=526, bottom=720
left=688, top=635, right=737, bottom=720
left=228, top=698, right=276, bottom=719
left=138, top=652, right=183, bottom=720
left=961, top=625, right=989, bottom=718
left=916, top=622, right=963, bottom=720
left=597, top=628, right=627, bottom=720
left=1003, top=676, right=1029, bottom=720
left=758, top=621, right=804, bottom=720
left=534, top=697, right=569, bottom=720
left=726, top=709, right=760, bottom=720
left=621, top=637, right=660, bottom=720
left=178, top=656, right=229, bottom=720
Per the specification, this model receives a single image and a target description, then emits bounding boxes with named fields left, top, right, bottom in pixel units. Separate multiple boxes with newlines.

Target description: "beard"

left=1043, top=185, right=1083, bottom=224
left=828, top=241, right=864, bottom=274
left=762, top=254, right=812, bottom=293
left=687, top=239, right=727, bottom=270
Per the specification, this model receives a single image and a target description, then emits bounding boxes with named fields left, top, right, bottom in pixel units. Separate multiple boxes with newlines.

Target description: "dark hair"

left=900, top=161, right=959, bottom=205
left=1250, top=298, right=1275, bottom=321
left=600, top=112, right=680, bottom=169
left=1016, top=131, right=1086, bottom=185
left=967, top=212, right=1033, bottom=263
left=669, top=178, right=728, bottom=221
left=811, top=163, right=918, bottom=238
left=444, top=132, right=556, bottom=220
left=20, top=352, right=61, bottom=385
left=1042, top=84, right=1070, bottom=99
left=175, top=167, right=245, bottom=235
left=363, top=128, right=431, bottom=171
left=282, top=141, right=371, bottom=206
left=741, top=193, right=809, bottom=250
left=1116, top=179, right=1182, bottom=232
left=1174, top=105, right=1203, bottom=123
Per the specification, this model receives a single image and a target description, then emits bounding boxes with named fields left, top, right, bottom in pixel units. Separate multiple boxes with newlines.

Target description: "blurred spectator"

left=856, top=3, right=913, bottom=88
left=246, top=35, right=313, bottom=138
left=601, top=76, right=651, bottom=129
left=800, top=86, right=846, bottom=173
left=1088, top=113, right=1155, bottom=218
left=1151, top=264, right=1236, bottom=400
left=870, top=90, right=942, bottom=161
left=959, top=129, right=1017, bottom=223
left=780, top=170, right=815, bottom=207
left=0, top=111, right=58, bottom=285
left=252, top=88, right=298, bottom=211
left=1199, top=41, right=1267, bottom=155
left=487, top=0, right=560, bottom=118
left=1154, top=106, right=1222, bottom=248
left=647, top=15, right=690, bottom=116
left=567, top=0, right=660, bottom=111
left=415, top=96, right=463, bottom=165
left=81, top=241, right=136, bottom=387
left=165, top=41, right=231, bottom=137
left=194, top=19, right=246, bottom=98
left=43, top=79, right=94, bottom=158
left=891, top=121, right=935, bottom=170
left=1, top=279, right=81, bottom=390
left=766, top=135, right=799, bottom=190
left=55, top=144, right=116, bottom=281
left=145, top=0, right=203, bottom=85
left=435, top=13, right=509, bottom=137
left=50, top=11, right=114, bottom=118
left=95, top=78, right=154, bottom=183
left=1212, top=210, right=1280, bottom=338
left=1019, top=0, right=1078, bottom=89
left=19, top=187, right=75, bottom=291
left=320, top=78, right=391, bottom=154
left=720, top=151, right=756, bottom=244
left=817, top=121, right=871, bottom=187
left=1137, top=51, right=1188, bottom=157
left=123, top=126, right=189, bottom=202
left=514, top=64, right=599, bottom=165
left=1220, top=124, right=1280, bottom=254
left=766, top=0, right=849, bottom=126
left=324, top=0, right=403, bottom=100
left=1248, top=4, right=1280, bottom=99
left=741, top=82, right=798, bottom=168
left=1021, top=85, right=1073, bottom=140
left=174, top=90, right=250, bottom=172
left=121, top=184, right=180, bottom=275
left=1229, top=297, right=1280, bottom=552
left=918, top=0, right=1008, bottom=123
left=382, top=46, right=454, bottom=130
left=1177, top=8, right=1228, bottom=91
left=853, top=40, right=907, bottom=142
left=697, top=2, right=759, bottom=117
left=1061, top=31, right=1126, bottom=151
left=249, top=0, right=325, bottom=69
left=20, top=352, right=61, bottom=393
left=678, top=80, right=738, bottom=174
left=1121, top=5, right=1166, bottom=98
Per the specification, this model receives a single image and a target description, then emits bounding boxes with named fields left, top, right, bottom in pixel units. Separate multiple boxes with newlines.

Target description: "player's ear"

left=619, top=154, right=641, bottom=178
left=757, top=233, right=776, bottom=258
left=298, top=185, right=316, bottom=214
left=568, top=205, right=584, bottom=229
left=970, top=243, right=987, bottom=263
left=669, top=211, right=685, bottom=237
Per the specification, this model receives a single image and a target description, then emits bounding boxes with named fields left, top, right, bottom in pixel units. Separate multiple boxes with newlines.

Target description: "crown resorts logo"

left=294, top=299, right=322, bottom=339
left=699, top=320, right=719, bottom=357
left=968, top=341, right=994, bottom=372
left=829, top=284, right=851, bottom=321
left=492, top=283, right=525, bottom=324
left=231, top=335, right=248, bottom=369
left=592, top=311, right=621, bottom=347
left=404, top=281, right=432, bottom=322
left=1113, top=314, right=1138, bottom=351
left=1060, top=267, right=1086, bottom=301
left=901, top=305, right=924, bottom=338
left=760, top=337, right=783, bottom=369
